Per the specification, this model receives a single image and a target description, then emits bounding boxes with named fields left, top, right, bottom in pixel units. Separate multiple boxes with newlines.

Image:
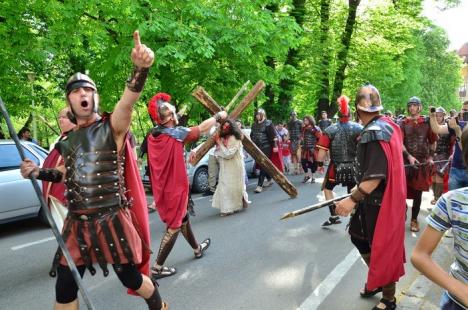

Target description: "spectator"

left=411, top=128, right=468, bottom=309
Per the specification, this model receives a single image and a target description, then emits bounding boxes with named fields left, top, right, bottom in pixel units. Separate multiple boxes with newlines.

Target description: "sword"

left=0, top=97, right=96, bottom=310
left=280, top=194, right=350, bottom=220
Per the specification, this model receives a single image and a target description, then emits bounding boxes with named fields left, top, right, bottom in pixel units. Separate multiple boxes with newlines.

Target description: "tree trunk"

left=274, top=0, right=306, bottom=121
left=316, top=0, right=332, bottom=117
left=331, top=0, right=361, bottom=116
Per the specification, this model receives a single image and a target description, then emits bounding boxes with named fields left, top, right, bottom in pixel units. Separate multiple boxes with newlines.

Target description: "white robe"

left=212, top=136, right=248, bottom=214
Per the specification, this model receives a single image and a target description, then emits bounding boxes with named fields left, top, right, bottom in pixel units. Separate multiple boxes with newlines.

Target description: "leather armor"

left=435, top=132, right=451, bottom=157
left=400, top=117, right=432, bottom=161
left=302, top=126, right=319, bottom=150
left=58, top=118, right=126, bottom=211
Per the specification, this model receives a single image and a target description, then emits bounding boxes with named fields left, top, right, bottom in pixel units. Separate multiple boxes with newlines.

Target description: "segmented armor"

left=287, top=119, right=302, bottom=142
left=251, top=120, right=274, bottom=156
left=400, top=117, right=432, bottom=161
left=326, top=122, right=363, bottom=164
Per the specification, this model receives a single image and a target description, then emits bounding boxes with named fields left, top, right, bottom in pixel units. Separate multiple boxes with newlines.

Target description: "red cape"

left=42, top=147, right=66, bottom=205
left=148, top=134, right=188, bottom=229
left=367, top=117, right=406, bottom=290
left=271, top=146, right=284, bottom=172
left=124, top=138, right=151, bottom=295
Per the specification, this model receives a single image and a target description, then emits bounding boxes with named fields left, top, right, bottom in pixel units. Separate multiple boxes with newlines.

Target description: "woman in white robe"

left=212, top=120, right=249, bottom=216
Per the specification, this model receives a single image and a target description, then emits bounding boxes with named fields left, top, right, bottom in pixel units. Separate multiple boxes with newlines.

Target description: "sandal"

left=372, top=298, right=396, bottom=310
left=360, top=283, right=382, bottom=298
left=150, top=266, right=177, bottom=280
left=410, top=219, right=420, bottom=232
left=194, top=238, right=211, bottom=259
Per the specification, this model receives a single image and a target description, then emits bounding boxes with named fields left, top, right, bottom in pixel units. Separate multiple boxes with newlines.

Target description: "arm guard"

left=126, top=66, right=149, bottom=92
left=37, top=168, right=63, bottom=183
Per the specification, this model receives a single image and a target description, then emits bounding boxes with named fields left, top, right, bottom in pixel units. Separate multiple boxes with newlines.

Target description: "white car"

left=0, top=140, right=49, bottom=224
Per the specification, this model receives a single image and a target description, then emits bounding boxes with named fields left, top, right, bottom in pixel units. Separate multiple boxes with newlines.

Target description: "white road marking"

left=11, top=236, right=55, bottom=251
left=298, top=248, right=360, bottom=310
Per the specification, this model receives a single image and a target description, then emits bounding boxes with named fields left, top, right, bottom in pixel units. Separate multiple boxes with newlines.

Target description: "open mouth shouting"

left=81, top=100, right=89, bottom=108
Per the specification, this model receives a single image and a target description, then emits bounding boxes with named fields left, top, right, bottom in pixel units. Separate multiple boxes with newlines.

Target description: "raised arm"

left=429, top=111, right=449, bottom=135
left=111, top=31, right=154, bottom=147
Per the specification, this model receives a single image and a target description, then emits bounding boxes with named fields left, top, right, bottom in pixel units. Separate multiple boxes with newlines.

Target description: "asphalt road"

left=0, top=174, right=444, bottom=310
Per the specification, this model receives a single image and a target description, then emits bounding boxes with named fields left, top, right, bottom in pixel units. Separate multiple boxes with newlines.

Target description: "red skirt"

left=60, top=208, right=143, bottom=266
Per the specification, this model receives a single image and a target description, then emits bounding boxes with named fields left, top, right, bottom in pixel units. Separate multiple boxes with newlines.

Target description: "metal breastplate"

left=58, top=119, right=125, bottom=211
left=328, top=122, right=362, bottom=163
left=401, top=119, right=431, bottom=160
left=435, top=133, right=451, bottom=156
left=303, top=127, right=318, bottom=149
left=288, top=120, right=302, bottom=141
left=251, top=120, right=271, bottom=150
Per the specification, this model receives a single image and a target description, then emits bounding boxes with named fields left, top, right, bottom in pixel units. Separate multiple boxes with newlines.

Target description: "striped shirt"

left=427, top=187, right=468, bottom=305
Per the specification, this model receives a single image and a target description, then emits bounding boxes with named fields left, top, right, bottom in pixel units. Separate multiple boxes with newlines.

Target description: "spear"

left=0, top=97, right=96, bottom=310
left=404, top=159, right=449, bottom=168
left=280, top=194, right=350, bottom=220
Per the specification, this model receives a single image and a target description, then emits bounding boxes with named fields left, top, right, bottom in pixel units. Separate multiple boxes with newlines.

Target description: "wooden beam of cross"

left=190, top=81, right=298, bottom=198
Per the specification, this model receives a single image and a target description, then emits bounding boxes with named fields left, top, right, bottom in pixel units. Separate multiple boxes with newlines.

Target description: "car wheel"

left=193, top=166, right=209, bottom=193
left=38, top=207, right=51, bottom=227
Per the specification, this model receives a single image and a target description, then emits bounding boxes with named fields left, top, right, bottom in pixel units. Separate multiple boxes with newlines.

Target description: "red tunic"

left=42, top=145, right=66, bottom=205
left=148, top=127, right=200, bottom=229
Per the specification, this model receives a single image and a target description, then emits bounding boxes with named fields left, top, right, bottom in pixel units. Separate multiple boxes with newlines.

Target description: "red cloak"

left=42, top=147, right=66, bottom=204
left=367, top=117, right=406, bottom=290
left=124, top=138, right=151, bottom=294
left=147, top=134, right=189, bottom=229
left=270, top=145, right=284, bottom=172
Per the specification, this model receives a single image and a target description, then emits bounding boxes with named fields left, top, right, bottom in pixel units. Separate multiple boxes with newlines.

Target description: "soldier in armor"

left=251, top=108, right=278, bottom=193
left=287, top=111, right=303, bottom=175
left=430, top=107, right=454, bottom=204
left=335, top=84, right=406, bottom=310
left=400, top=96, right=438, bottom=232
left=147, top=92, right=227, bottom=279
left=318, top=111, right=332, bottom=132
left=316, top=95, right=363, bottom=226
left=20, top=32, right=167, bottom=309
left=300, top=115, right=321, bottom=183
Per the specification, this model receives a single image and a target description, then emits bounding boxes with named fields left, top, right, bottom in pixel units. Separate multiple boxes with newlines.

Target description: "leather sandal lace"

left=372, top=298, right=396, bottom=310
left=150, top=266, right=177, bottom=280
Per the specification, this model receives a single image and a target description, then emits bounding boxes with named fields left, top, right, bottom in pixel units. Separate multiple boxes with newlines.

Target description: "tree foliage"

left=0, top=0, right=463, bottom=143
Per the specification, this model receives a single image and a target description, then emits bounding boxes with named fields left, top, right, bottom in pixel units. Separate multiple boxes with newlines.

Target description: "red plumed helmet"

left=147, top=92, right=172, bottom=124
left=338, top=95, right=350, bottom=118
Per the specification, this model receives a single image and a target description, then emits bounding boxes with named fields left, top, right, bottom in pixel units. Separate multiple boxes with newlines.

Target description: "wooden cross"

left=190, top=81, right=298, bottom=198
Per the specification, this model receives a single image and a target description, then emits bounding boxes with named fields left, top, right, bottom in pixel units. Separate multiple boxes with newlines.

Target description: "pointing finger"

left=133, top=30, right=141, bottom=48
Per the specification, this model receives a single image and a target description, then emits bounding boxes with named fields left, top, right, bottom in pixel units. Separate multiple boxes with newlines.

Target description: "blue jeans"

left=448, top=167, right=468, bottom=190
left=440, top=291, right=466, bottom=310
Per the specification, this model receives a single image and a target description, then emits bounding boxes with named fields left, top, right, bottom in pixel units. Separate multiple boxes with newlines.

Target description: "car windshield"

left=29, top=144, right=48, bottom=158
left=0, top=144, right=39, bottom=170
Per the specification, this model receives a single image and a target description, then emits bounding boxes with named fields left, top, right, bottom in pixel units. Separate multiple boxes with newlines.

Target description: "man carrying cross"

left=146, top=92, right=227, bottom=279
left=20, top=31, right=166, bottom=309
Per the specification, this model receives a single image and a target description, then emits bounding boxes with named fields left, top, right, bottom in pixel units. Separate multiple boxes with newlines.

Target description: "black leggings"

left=350, top=236, right=371, bottom=255
left=301, top=159, right=317, bottom=174
left=56, top=263, right=143, bottom=304
left=258, top=168, right=271, bottom=186
left=410, top=190, right=422, bottom=220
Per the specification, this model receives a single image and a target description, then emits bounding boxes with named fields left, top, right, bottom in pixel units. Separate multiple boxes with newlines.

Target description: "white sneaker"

left=254, top=186, right=263, bottom=193
left=264, top=180, right=273, bottom=187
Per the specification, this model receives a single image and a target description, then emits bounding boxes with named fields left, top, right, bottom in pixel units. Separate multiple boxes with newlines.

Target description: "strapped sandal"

left=150, top=266, right=177, bottom=280
left=194, top=238, right=211, bottom=259
left=360, top=284, right=382, bottom=298
left=372, top=298, right=396, bottom=310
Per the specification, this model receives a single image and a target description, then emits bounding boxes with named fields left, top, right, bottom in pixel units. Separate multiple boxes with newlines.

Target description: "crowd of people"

left=11, top=30, right=467, bottom=310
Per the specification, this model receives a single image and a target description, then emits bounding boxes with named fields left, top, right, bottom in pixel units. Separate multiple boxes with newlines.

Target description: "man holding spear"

left=20, top=31, right=167, bottom=309
left=334, top=84, right=406, bottom=310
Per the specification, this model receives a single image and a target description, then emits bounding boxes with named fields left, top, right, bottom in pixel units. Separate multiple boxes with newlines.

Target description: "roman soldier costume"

left=317, top=96, right=362, bottom=226
left=147, top=93, right=211, bottom=279
left=300, top=117, right=321, bottom=183
left=400, top=96, right=438, bottom=231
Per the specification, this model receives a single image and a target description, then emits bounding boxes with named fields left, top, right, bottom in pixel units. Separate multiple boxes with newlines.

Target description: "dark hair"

left=321, top=111, right=327, bottom=114
left=462, top=129, right=468, bottom=167
left=220, top=119, right=242, bottom=140
left=303, top=115, right=316, bottom=127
